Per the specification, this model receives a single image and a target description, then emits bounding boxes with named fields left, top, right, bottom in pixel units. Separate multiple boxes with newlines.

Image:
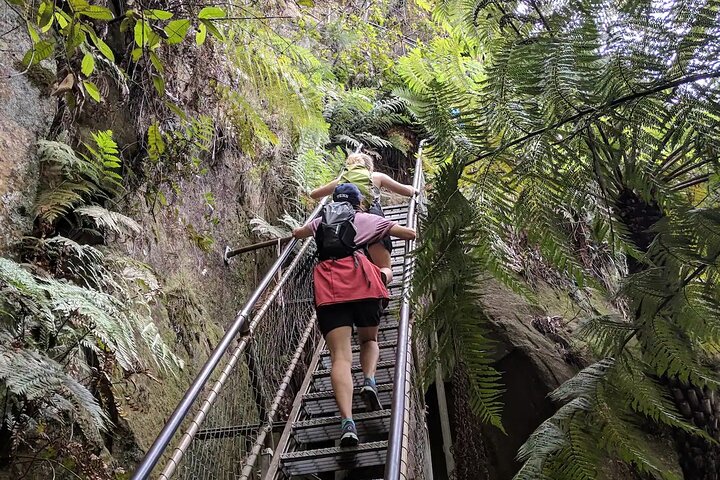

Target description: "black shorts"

left=316, top=299, right=383, bottom=336
left=368, top=201, right=393, bottom=254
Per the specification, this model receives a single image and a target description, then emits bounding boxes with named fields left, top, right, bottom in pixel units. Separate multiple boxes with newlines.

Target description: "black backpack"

left=315, top=201, right=358, bottom=260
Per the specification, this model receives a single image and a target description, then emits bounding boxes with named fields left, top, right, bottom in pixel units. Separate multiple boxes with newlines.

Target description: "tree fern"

left=413, top=159, right=505, bottom=430
left=401, top=0, right=720, bottom=477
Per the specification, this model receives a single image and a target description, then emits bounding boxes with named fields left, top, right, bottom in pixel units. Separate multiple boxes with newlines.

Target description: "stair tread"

left=382, top=204, right=408, bottom=211
left=351, top=329, right=397, bottom=347
left=302, top=387, right=393, bottom=416
left=314, top=360, right=395, bottom=378
left=321, top=342, right=396, bottom=369
left=292, top=410, right=391, bottom=443
left=294, top=409, right=390, bottom=428
left=302, top=383, right=393, bottom=402
left=281, top=441, right=387, bottom=475
left=321, top=340, right=396, bottom=356
left=312, top=361, right=395, bottom=392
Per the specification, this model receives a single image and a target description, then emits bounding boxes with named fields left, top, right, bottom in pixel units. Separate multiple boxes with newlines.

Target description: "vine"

left=9, top=0, right=227, bottom=103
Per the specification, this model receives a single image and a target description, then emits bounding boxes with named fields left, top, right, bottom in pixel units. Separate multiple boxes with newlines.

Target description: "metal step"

left=388, top=265, right=405, bottom=274
left=312, top=361, right=395, bottom=392
left=292, top=410, right=391, bottom=444
left=350, top=324, right=398, bottom=346
left=320, top=340, right=397, bottom=369
left=385, top=211, right=407, bottom=218
left=382, top=204, right=409, bottom=213
left=386, top=285, right=404, bottom=296
left=390, top=247, right=407, bottom=257
left=302, top=384, right=394, bottom=416
left=385, top=218, right=409, bottom=226
left=281, top=441, right=387, bottom=476
left=385, top=299, right=403, bottom=310
left=194, top=421, right=285, bottom=440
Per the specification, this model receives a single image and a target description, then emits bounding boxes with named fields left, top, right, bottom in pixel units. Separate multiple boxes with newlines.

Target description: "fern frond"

left=413, top=159, right=505, bottom=430
left=250, top=217, right=291, bottom=240
left=35, top=182, right=93, bottom=222
left=35, top=133, right=124, bottom=223
left=0, top=329, right=108, bottom=434
left=549, top=357, right=615, bottom=403
left=577, top=315, right=635, bottom=357
left=75, top=205, right=141, bottom=236
left=596, top=382, right=684, bottom=479
left=139, top=322, right=184, bottom=374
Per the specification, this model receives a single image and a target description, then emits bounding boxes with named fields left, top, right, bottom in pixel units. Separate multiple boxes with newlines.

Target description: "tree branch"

left=465, top=70, right=720, bottom=168
left=529, top=0, right=552, bottom=35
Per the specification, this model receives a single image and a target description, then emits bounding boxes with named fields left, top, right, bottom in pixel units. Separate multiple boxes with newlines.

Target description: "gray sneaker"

left=360, top=378, right=383, bottom=411
left=340, top=420, right=359, bottom=447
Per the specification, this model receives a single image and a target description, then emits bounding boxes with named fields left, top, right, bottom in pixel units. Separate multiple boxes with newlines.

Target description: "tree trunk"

left=667, top=377, right=720, bottom=480
left=617, top=188, right=718, bottom=479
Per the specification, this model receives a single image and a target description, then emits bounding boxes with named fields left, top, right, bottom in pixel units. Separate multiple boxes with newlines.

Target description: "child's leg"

left=368, top=242, right=392, bottom=285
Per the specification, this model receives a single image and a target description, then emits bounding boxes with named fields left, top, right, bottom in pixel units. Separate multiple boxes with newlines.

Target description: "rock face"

left=441, top=280, right=582, bottom=480
left=0, top=4, right=55, bottom=253
left=0, top=5, right=297, bottom=474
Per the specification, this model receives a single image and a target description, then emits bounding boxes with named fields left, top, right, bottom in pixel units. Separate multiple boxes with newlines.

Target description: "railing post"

left=385, top=140, right=426, bottom=480
left=432, top=330, right=455, bottom=476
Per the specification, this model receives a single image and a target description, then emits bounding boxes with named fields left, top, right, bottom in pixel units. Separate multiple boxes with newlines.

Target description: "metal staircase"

left=266, top=205, right=409, bottom=479
left=131, top=146, right=429, bottom=480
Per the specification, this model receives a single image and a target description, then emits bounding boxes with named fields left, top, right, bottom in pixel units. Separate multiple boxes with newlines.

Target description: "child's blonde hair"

left=346, top=153, right=374, bottom=172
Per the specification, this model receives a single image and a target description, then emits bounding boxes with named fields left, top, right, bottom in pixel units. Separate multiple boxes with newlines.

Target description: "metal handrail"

left=157, top=238, right=316, bottom=480
left=131, top=198, right=329, bottom=480
left=385, top=140, right=426, bottom=480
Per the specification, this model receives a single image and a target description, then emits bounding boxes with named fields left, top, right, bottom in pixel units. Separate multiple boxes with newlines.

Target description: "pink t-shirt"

left=306, top=212, right=396, bottom=245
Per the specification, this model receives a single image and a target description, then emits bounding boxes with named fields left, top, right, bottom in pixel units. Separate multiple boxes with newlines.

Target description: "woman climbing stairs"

left=268, top=205, right=409, bottom=479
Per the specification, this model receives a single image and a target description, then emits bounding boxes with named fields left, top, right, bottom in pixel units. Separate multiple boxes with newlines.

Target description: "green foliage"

left=0, top=252, right=181, bottom=371
left=217, top=13, right=330, bottom=157
left=250, top=213, right=302, bottom=240
left=402, top=0, right=720, bottom=476
left=0, top=330, right=108, bottom=438
left=34, top=132, right=121, bottom=223
left=13, top=0, right=228, bottom=102
left=413, top=159, right=505, bottom=430
left=6, top=118, right=180, bottom=472
left=143, top=115, right=215, bottom=204
left=324, top=88, right=416, bottom=165
left=0, top=249, right=182, bottom=445
left=74, top=206, right=141, bottom=237
left=516, top=358, right=684, bottom=480
left=291, top=130, right=345, bottom=191
left=295, top=2, right=433, bottom=88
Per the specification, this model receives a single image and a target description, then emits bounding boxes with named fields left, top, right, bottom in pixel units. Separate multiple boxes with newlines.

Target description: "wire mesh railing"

left=386, top=140, right=429, bottom=480
left=404, top=324, right=433, bottom=480
left=131, top=197, right=326, bottom=479
left=162, top=244, right=320, bottom=480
